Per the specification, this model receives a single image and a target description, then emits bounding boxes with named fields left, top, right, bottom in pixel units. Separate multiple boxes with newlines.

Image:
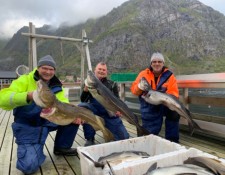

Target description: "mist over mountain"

left=0, top=0, right=225, bottom=77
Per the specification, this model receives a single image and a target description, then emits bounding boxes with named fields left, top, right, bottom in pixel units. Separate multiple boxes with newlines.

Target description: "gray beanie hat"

left=150, top=52, right=165, bottom=63
left=38, top=55, right=56, bottom=69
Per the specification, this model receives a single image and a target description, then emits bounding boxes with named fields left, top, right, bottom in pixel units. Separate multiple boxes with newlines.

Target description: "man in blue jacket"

left=0, top=55, right=78, bottom=174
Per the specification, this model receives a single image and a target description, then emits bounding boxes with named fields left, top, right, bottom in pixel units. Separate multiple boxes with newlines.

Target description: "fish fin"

left=186, top=112, right=201, bottom=136
left=137, top=126, right=151, bottom=136
left=80, top=152, right=104, bottom=168
left=184, top=156, right=225, bottom=175
left=95, top=115, right=114, bottom=142
left=133, top=113, right=139, bottom=124
left=144, top=162, right=157, bottom=174
left=178, top=102, right=201, bottom=136
left=132, top=114, right=151, bottom=136
left=106, top=161, right=116, bottom=175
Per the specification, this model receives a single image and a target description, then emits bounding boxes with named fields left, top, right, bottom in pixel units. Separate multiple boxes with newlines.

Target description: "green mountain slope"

left=0, top=0, right=225, bottom=77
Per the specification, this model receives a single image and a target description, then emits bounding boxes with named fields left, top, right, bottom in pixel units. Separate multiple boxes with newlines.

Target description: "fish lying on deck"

left=85, top=70, right=150, bottom=137
left=140, top=77, right=201, bottom=135
left=33, top=79, right=114, bottom=142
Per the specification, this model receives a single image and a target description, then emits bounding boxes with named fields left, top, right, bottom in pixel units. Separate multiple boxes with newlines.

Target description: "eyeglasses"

left=152, top=61, right=163, bottom=64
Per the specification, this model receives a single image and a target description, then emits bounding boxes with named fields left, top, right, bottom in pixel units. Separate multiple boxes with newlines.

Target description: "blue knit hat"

left=38, top=55, right=56, bottom=69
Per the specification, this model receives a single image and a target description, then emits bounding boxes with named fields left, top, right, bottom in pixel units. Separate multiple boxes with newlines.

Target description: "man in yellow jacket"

left=131, top=52, right=180, bottom=143
left=0, top=55, right=78, bottom=174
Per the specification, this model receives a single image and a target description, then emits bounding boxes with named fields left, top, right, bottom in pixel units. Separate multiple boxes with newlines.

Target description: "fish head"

left=139, top=77, right=151, bottom=92
left=40, top=107, right=56, bottom=118
left=85, top=71, right=99, bottom=89
left=142, top=90, right=151, bottom=99
left=33, top=80, right=56, bottom=108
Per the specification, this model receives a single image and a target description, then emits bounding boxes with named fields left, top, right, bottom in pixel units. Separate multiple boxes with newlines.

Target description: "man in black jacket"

left=79, top=62, right=129, bottom=146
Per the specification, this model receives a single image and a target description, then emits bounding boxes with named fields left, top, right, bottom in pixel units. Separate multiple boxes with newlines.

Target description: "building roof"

left=0, top=71, right=17, bottom=79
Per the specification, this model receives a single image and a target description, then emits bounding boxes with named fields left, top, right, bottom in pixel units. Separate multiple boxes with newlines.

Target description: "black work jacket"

left=80, top=77, right=119, bottom=102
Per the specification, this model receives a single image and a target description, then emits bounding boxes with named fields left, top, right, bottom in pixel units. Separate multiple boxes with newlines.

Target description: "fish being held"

left=184, top=156, right=225, bottom=175
left=140, top=77, right=200, bottom=135
left=33, top=79, right=114, bottom=142
left=85, top=70, right=150, bottom=137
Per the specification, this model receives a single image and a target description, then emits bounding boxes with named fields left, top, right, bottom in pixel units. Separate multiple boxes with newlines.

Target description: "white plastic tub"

left=77, top=135, right=186, bottom=175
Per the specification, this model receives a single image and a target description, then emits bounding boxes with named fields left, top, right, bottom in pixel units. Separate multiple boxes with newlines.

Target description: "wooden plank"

left=44, top=132, right=76, bottom=175
left=1, top=109, right=225, bottom=175
left=10, top=142, right=24, bottom=175
left=189, top=96, right=225, bottom=108
left=40, top=138, right=59, bottom=175
left=0, top=111, right=14, bottom=175
left=10, top=112, right=27, bottom=175
left=7, top=111, right=42, bottom=175
left=0, top=110, right=7, bottom=147
left=49, top=130, right=82, bottom=175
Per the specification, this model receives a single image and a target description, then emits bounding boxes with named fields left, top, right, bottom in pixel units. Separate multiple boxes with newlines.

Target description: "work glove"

left=138, top=77, right=150, bottom=91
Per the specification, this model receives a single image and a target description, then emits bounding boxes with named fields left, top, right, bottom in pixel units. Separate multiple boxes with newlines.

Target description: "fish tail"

left=80, top=152, right=104, bottom=168
left=137, top=126, right=151, bottom=136
left=137, top=127, right=142, bottom=137
left=188, top=119, right=201, bottom=136
left=95, top=115, right=114, bottom=142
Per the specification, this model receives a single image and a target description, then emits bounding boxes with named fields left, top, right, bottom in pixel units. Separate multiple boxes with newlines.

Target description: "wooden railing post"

left=119, top=83, right=125, bottom=101
left=183, top=88, right=189, bottom=109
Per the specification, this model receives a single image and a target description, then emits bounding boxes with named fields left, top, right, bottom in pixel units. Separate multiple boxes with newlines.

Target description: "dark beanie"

left=38, top=55, right=56, bottom=69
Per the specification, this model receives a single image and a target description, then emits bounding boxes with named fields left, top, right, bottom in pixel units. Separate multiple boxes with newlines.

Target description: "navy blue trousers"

left=141, top=104, right=180, bottom=143
left=12, top=121, right=78, bottom=174
left=78, top=103, right=129, bottom=141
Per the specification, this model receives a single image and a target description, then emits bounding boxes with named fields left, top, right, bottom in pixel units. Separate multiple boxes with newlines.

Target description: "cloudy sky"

left=0, top=0, right=224, bottom=39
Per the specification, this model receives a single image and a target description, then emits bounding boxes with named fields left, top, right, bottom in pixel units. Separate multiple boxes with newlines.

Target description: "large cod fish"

left=33, top=79, right=114, bottom=142
left=139, top=77, right=201, bottom=135
left=144, top=156, right=225, bottom=175
left=85, top=71, right=150, bottom=136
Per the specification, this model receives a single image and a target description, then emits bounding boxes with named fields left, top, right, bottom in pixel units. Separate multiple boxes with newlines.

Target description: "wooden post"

left=28, top=22, right=32, bottom=71
left=22, top=23, right=92, bottom=88
left=28, top=22, right=37, bottom=70
left=81, top=30, right=85, bottom=87
left=183, top=88, right=189, bottom=109
left=119, top=83, right=125, bottom=101
left=82, top=30, right=92, bottom=71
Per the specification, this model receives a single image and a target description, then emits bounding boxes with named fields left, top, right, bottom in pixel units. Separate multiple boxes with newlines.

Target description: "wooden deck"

left=0, top=109, right=225, bottom=175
